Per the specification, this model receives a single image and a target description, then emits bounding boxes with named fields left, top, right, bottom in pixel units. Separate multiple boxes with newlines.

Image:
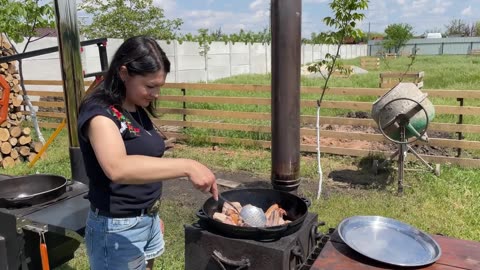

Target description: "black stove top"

left=0, top=180, right=89, bottom=235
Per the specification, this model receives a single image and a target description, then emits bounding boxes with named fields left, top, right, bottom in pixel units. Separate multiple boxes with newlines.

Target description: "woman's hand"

left=186, top=160, right=218, bottom=200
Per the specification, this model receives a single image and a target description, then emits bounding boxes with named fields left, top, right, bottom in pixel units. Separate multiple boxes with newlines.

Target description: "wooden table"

left=311, top=231, right=480, bottom=270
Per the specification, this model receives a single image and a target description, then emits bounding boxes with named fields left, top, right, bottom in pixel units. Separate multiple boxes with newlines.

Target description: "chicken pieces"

left=212, top=201, right=290, bottom=227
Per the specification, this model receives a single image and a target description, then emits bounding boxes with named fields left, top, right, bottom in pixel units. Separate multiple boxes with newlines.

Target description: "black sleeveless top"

left=77, top=102, right=165, bottom=215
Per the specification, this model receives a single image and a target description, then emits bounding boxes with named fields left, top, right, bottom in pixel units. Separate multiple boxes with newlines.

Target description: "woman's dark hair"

left=80, top=35, right=170, bottom=116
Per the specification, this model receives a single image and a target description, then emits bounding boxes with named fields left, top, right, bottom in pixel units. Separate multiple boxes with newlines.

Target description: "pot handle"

left=301, top=197, right=311, bottom=207
left=196, top=209, right=209, bottom=221
left=212, top=250, right=250, bottom=270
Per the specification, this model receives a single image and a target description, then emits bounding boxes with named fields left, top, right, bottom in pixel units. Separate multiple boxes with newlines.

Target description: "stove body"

left=185, top=213, right=327, bottom=270
left=0, top=180, right=89, bottom=270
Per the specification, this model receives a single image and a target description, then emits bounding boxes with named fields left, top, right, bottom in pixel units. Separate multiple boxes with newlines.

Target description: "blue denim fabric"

left=85, top=208, right=165, bottom=270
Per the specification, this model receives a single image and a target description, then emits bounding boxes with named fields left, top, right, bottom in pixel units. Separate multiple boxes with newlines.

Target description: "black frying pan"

left=0, top=174, right=68, bottom=208
left=196, top=188, right=310, bottom=241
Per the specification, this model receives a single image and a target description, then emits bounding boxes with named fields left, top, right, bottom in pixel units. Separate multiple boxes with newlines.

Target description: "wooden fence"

left=22, top=80, right=480, bottom=168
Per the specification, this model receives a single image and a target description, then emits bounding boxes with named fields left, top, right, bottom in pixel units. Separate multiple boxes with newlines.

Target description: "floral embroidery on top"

left=108, top=105, right=141, bottom=136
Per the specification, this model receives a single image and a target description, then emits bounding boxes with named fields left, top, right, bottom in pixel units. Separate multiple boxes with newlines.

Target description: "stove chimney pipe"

left=270, top=0, right=302, bottom=192
left=53, top=0, right=88, bottom=184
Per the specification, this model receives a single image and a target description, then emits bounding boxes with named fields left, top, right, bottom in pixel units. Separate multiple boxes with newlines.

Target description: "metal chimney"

left=270, top=0, right=302, bottom=192
left=53, top=0, right=89, bottom=184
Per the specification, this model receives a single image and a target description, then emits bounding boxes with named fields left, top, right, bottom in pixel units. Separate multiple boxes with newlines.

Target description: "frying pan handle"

left=301, top=197, right=311, bottom=208
left=196, top=209, right=209, bottom=221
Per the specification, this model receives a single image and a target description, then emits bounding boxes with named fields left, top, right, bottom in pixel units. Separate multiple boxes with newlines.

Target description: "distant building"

left=425, top=33, right=442, bottom=39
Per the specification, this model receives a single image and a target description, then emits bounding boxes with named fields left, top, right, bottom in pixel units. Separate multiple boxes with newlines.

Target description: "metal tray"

left=337, top=216, right=442, bottom=267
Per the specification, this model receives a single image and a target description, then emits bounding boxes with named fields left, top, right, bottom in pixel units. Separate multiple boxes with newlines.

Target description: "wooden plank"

left=380, top=72, right=424, bottom=78
left=435, top=105, right=480, bottom=115
left=158, top=108, right=271, bottom=120
left=24, top=80, right=94, bottom=86
left=29, top=101, right=65, bottom=107
left=24, top=90, right=64, bottom=97
left=163, top=83, right=270, bottom=92
left=160, top=95, right=271, bottom=105
left=38, top=122, right=63, bottom=129
left=22, top=111, right=65, bottom=118
left=159, top=132, right=480, bottom=167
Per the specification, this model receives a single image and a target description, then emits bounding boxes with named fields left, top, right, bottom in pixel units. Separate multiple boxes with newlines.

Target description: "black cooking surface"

left=0, top=180, right=89, bottom=234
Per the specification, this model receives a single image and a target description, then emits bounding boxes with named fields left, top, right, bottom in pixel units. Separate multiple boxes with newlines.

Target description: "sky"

left=71, top=0, right=480, bottom=38
left=149, top=0, right=480, bottom=37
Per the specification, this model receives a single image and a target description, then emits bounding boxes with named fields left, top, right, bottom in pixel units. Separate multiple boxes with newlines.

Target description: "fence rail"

left=22, top=80, right=480, bottom=167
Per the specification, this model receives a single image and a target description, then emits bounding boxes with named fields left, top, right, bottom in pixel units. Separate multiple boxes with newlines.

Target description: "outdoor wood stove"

left=0, top=176, right=89, bottom=269
left=185, top=212, right=328, bottom=270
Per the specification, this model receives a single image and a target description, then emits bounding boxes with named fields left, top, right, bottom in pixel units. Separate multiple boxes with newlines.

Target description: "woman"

left=78, top=35, right=218, bottom=270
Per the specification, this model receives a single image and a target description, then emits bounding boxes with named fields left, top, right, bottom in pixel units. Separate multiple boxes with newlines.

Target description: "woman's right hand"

left=186, top=160, right=218, bottom=200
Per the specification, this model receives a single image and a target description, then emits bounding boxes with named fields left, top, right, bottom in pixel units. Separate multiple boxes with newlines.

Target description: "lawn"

left=1, top=55, right=479, bottom=269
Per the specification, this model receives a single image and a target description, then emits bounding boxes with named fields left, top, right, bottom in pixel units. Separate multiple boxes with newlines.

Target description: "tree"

left=305, top=0, right=368, bottom=199
left=79, top=0, right=183, bottom=40
left=444, top=19, right=470, bottom=37
left=382, top=23, right=414, bottom=54
left=475, top=21, right=480, bottom=37
left=0, top=0, right=56, bottom=144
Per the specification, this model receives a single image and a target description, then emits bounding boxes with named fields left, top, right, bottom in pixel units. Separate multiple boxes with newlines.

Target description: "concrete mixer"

left=371, top=83, right=440, bottom=193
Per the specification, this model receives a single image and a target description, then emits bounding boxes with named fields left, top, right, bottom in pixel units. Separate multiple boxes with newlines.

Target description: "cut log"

left=0, top=128, right=9, bottom=141
left=12, top=96, right=22, bottom=107
left=2, top=156, right=14, bottom=168
left=12, top=85, right=20, bottom=93
left=28, top=153, right=36, bottom=163
left=0, top=63, right=7, bottom=69
left=1, top=39, right=11, bottom=49
left=0, top=121, right=10, bottom=128
left=16, top=112, right=23, bottom=119
left=14, top=158, right=22, bottom=165
left=19, top=146, right=30, bottom=156
left=1, top=142, right=11, bottom=154
left=31, top=141, right=43, bottom=153
left=22, top=127, right=31, bottom=136
left=9, top=126, right=21, bottom=138
left=18, top=135, right=31, bottom=145
left=9, top=137, right=17, bottom=146
left=7, top=63, right=17, bottom=74
left=10, top=148, right=18, bottom=159
left=5, top=74, right=13, bottom=83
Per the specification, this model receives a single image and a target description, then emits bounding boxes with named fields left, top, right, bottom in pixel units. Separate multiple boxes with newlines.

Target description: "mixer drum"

left=372, top=83, right=435, bottom=141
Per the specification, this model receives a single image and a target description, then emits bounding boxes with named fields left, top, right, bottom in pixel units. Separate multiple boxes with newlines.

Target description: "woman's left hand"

left=160, top=218, right=164, bottom=234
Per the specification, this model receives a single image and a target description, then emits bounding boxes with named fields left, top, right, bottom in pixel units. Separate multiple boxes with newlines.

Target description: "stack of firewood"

left=0, top=35, right=45, bottom=168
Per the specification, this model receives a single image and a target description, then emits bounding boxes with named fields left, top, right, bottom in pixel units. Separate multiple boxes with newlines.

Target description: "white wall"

left=10, top=37, right=367, bottom=84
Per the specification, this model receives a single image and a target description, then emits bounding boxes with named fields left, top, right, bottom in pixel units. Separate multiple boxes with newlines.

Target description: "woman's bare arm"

left=87, top=115, right=218, bottom=198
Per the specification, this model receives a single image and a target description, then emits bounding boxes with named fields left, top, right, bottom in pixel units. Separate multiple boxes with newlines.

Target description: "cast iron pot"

left=196, top=188, right=310, bottom=241
left=0, top=174, right=68, bottom=208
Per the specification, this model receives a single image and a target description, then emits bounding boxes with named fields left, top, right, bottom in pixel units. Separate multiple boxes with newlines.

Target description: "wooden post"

left=456, top=98, right=464, bottom=157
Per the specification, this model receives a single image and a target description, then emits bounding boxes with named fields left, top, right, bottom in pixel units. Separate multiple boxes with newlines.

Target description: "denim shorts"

left=84, top=208, right=165, bottom=270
